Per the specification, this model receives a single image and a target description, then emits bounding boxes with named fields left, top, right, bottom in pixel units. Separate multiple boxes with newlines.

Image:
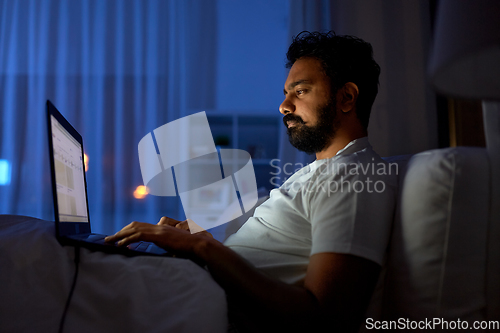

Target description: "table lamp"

left=428, top=0, right=500, bottom=322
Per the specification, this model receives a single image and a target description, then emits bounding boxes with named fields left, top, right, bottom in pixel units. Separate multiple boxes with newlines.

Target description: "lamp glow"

left=133, top=185, right=149, bottom=199
left=0, top=160, right=11, bottom=185
left=84, top=153, right=89, bottom=172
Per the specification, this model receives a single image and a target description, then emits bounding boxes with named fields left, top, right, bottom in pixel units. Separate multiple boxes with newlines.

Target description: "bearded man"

left=106, top=31, right=397, bottom=332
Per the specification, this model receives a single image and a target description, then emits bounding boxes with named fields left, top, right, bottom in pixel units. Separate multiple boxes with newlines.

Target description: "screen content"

left=51, top=115, right=89, bottom=223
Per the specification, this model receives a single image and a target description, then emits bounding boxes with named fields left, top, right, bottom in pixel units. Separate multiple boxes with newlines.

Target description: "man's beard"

left=283, top=99, right=338, bottom=155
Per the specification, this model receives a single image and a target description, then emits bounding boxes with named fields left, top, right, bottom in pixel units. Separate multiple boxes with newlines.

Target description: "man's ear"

left=339, top=82, right=359, bottom=113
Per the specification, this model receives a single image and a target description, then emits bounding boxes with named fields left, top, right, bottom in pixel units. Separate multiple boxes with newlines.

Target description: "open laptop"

left=46, top=100, right=169, bottom=256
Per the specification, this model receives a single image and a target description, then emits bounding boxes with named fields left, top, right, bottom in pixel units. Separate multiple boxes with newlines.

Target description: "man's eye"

left=296, top=89, right=305, bottom=95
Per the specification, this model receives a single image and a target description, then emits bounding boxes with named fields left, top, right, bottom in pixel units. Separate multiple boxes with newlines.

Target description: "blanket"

left=0, top=215, right=227, bottom=333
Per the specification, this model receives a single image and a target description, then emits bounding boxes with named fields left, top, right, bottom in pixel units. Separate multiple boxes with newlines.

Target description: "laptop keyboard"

left=85, top=234, right=106, bottom=243
left=128, top=242, right=151, bottom=252
left=86, top=234, right=146, bottom=250
left=75, top=233, right=162, bottom=254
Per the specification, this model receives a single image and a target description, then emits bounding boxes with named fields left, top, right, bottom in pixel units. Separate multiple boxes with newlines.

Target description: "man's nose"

left=279, top=98, right=294, bottom=115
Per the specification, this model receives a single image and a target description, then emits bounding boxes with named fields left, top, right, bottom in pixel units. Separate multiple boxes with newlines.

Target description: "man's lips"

left=285, top=119, right=305, bottom=128
left=283, top=114, right=305, bottom=128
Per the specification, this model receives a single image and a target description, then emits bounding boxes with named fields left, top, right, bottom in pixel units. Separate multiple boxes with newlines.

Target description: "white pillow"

left=382, top=147, right=490, bottom=323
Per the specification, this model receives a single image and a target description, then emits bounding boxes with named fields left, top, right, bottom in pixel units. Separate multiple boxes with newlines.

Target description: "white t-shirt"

left=224, top=137, right=397, bottom=284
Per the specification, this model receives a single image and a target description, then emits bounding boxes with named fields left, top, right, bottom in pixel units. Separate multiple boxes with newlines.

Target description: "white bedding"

left=0, top=215, right=227, bottom=333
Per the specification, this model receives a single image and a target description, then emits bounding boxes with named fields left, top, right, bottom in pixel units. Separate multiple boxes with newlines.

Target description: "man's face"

left=280, top=57, right=338, bottom=154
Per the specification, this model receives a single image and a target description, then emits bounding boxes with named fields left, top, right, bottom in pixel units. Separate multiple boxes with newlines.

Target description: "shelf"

left=202, top=112, right=282, bottom=191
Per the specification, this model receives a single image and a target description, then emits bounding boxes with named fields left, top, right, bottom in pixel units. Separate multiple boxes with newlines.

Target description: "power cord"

left=58, top=246, right=81, bottom=333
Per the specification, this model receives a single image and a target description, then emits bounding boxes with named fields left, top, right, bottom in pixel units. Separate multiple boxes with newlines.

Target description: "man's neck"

left=315, top=130, right=367, bottom=160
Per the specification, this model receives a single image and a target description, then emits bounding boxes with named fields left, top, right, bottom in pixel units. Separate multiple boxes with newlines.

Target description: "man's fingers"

left=158, top=216, right=181, bottom=226
left=158, top=216, right=190, bottom=232
left=120, top=221, right=145, bottom=230
left=105, top=228, right=135, bottom=243
left=104, top=220, right=191, bottom=251
left=175, top=220, right=190, bottom=231
left=117, top=233, right=142, bottom=247
left=105, top=221, right=146, bottom=243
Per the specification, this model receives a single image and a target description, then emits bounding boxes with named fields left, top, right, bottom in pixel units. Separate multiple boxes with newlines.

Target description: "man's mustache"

left=283, top=114, right=305, bottom=127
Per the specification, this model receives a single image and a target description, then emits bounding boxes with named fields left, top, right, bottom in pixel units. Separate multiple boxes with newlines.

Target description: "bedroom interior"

left=1, top=0, right=499, bottom=331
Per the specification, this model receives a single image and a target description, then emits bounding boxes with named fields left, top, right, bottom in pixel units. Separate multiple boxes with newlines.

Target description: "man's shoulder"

left=282, top=138, right=396, bottom=188
left=319, top=143, right=390, bottom=175
left=305, top=145, right=398, bottom=198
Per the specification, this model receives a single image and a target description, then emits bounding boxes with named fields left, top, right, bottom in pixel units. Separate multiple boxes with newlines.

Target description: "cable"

left=58, top=246, right=81, bottom=333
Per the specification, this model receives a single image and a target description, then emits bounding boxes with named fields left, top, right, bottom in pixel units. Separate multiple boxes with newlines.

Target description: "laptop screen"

left=50, top=114, right=89, bottom=223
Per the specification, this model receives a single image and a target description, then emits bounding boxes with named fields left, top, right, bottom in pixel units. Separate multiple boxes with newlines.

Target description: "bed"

left=0, top=215, right=228, bottom=333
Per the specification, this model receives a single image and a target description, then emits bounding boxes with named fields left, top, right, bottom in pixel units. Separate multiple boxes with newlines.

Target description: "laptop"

left=46, top=100, right=169, bottom=257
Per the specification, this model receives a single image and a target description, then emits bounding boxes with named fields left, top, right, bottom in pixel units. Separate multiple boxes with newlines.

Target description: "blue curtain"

left=0, top=0, right=217, bottom=234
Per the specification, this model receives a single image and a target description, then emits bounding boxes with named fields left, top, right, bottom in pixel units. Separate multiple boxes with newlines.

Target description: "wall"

left=216, top=0, right=289, bottom=113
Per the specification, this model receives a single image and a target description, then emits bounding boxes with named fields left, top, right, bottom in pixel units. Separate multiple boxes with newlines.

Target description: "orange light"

left=84, top=153, right=89, bottom=172
left=133, top=185, right=149, bottom=199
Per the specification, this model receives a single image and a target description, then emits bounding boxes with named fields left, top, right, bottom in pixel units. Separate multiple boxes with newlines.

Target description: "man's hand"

left=104, top=219, right=213, bottom=257
left=157, top=216, right=214, bottom=238
left=157, top=216, right=189, bottom=230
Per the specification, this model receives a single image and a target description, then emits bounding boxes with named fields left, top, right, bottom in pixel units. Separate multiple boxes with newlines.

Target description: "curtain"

left=278, top=0, right=438, bottom=174
left=0, top=0, right=217, bottom=234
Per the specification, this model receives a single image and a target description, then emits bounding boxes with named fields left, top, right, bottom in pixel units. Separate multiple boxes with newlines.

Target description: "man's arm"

left=105, top=221, right=380, bottom=332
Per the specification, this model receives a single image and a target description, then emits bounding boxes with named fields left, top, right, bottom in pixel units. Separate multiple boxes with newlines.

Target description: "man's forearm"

left=192, top=237, right=320, bottom=326
left=191, top=236, right=379, bottom=332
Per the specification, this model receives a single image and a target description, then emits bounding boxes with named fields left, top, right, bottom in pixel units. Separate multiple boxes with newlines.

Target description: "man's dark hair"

left=286, top=31, right=380, bottom=130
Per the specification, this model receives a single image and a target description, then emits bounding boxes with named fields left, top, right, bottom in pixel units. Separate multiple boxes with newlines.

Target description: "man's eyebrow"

left=284, top=80, right=311, bottom=95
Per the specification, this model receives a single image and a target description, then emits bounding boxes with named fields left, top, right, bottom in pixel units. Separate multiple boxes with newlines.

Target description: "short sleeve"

left=309, top=155, right=397, bottom=265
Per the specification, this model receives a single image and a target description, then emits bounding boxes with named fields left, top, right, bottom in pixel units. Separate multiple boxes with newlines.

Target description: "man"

left=106, top=31, right=396, bottom=332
